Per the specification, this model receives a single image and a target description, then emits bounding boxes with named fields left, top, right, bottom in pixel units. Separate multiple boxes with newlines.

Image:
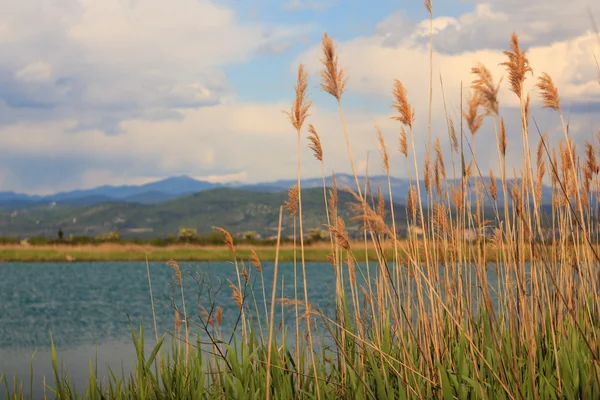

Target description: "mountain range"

left=0, top=174, right=554, bottom=208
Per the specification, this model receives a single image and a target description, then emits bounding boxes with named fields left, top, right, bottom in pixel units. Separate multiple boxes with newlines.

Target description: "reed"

left=5, top=27, right=600, bottom=400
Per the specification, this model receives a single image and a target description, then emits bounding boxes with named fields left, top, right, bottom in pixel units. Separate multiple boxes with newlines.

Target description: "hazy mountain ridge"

left=0, top=174, right=554, bottom=208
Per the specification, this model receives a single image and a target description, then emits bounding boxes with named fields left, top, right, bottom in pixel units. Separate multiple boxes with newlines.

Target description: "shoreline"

left=0, top=242, right=555, bottom=262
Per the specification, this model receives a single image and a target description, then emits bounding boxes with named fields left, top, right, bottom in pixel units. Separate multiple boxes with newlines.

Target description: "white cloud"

left=0, top=0, right=599, bottom=194
left=15, top=62, right=53, bottom=83
left=284, top=0, right=337, bottom=12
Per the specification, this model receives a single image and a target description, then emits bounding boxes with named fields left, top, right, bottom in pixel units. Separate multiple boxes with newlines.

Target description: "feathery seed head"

left=285, top=185, right=299, bottom=218
left=398, top=126, right=408, bottom=157
left=489, top=169, right=498, bottom=201
left=471, top=63, right=500, bottom=115
left=424, top=0, right=432, bottom=15
left=229, top=280, right=244, bottom=310
left=392, top=80, right=415, bottom=128
left=167, top=259, right=182, bottom=287
left=320, top=33, right=347, bottom=101
left=250, top=248, right=262, bottom=273
left=537, top=72, right=560, bottom=111
left=307, top=124, right=323, bottom=161
left=213, top=227, right=236, bottom=260
left=501, top=32, right=533, bottom=99
left=464, top=91, right=484, bottom=135
left=285, top=64, right=311, bottom=132
left=216, top=306, right=223, bottom=326
left=174, top=310, right=181, bottom=331
left=376, top=125, right=390, bottom=174
left=499, top=117, right=507, bottom=157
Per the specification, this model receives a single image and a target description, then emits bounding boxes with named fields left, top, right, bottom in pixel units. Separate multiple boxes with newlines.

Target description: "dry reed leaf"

left=285, top=64, right=311, bottom=132
left=537, top=72, right=560, bottom=111
left=307, top=124, right=323, bottom=161
left=500, top=32, right=533, bottom=99
left=320, top=33, right=347, bottom=100
left=166, top=259, right=182, bottom=287
left=398, top=126, right=408, bottom=157
left=392, top=80, right=415, bottom=128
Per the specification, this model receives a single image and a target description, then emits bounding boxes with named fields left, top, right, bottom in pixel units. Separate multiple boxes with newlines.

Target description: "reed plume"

left=167, top=259, right=182, bottom=287
left=229, top=281, right=244, bottom=310
left=320, top=33, right=347, bottom=101
left=489, top=169, right=498, bottom=201
left=376, top=125, right=390, bottom=174
left=285, top=185, right=299, bottom=218
left=250, top=248, right=262, bottom=273
left=501, top=32, right=533, bottom=99
left=307, top=124, right=323, bottom=161
left=285, top=64, right=311, bottom=131
left=216, top=306, right=223, bottom=326
left=464, top=91, right=484, bottom=135
left=499, top=117, right=507, bottom=157
left=392, top=80, right=415, bottom=128
left=537, top=72, right=561, bottom=111
left=448, top=118, right=459, bottom=153
left=214, top=227, right=236, bottom=260
left=471, top=63, right=500, bottom=115
left=398, top=126, right=408, bottom=157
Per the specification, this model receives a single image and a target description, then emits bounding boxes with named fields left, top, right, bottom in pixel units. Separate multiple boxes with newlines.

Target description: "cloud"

left=0, top=0, right=599, bottom=194
left=0, top=0, right=304, bottom=133
left=284, top=0, right=337, bottom=12
left=14, top=62, right=53, bottom=83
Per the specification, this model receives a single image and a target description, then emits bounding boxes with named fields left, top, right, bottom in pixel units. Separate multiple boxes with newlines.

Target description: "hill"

left=0, top=187, right=408, bottom=239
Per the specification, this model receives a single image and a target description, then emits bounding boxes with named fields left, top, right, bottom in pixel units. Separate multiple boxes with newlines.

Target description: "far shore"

left=0, top=241, right=566, bottom=262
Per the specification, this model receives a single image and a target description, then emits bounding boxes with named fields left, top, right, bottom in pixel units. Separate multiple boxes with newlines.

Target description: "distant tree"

left=309, top=227, right=327, bottom=242
left=57, top=229, right=64, bottom=241
left=95, top=231, right=120, bottom=242
left=177, top=227, right=199, bottom=243
left=243, top=231, right=258, bottom=241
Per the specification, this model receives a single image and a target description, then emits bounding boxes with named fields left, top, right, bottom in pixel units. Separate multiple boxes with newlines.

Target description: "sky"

left=0, top=0, right=599, bottom=194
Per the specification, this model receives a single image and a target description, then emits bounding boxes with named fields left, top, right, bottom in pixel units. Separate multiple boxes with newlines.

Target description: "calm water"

left=0, top=260, right=509, bottom=398
left=0, top=261, right=338, bottom=397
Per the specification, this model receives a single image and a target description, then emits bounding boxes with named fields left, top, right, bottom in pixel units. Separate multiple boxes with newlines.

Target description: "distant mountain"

left=0, top=173, right=555, bottom=209
left=0, top=187, right=405, bottom=239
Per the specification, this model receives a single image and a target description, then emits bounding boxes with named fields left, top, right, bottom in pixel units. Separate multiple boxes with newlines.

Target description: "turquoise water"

left=0, top=261, right=338, bottom=397
left=0, top=260, right=509, bottom=397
